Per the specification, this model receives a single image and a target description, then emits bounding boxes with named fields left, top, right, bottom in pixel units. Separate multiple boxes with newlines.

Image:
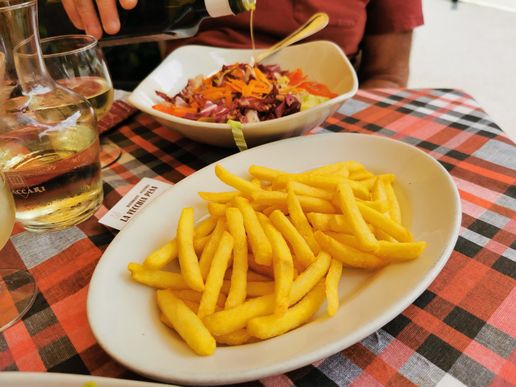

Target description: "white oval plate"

left=0, top=372, right=172, bottom=386
left=87, top=133, right=461, bottom=386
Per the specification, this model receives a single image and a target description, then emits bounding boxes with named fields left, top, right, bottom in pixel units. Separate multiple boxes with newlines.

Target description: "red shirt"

left=166, top=0, right=424, bottom=57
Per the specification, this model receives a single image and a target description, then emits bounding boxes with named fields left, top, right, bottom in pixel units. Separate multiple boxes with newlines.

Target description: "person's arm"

left=62, top=0, right=138, bottom=39
left=358, top=31, right=413, bottom=89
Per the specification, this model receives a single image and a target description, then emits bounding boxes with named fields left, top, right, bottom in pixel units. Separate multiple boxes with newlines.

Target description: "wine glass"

left=0, top=172, right=37, bottom=332
left=0, top=49, right=37, bottom=332
left=40, top=34, right=121, bottom=168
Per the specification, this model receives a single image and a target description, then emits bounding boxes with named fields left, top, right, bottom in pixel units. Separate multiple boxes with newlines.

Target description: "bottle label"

left=12, top=186, right=47, bottom=198
left=205, top=0, right=234, bottom=17
left=5, top=173, right=46, bottom=199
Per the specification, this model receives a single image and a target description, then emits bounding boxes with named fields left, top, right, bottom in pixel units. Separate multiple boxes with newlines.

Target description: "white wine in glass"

left=57, top=76, right=114, bottom=119
left=0, top=173, right=15, bottom=248
left=41, top=35, right=120, bottom=168
left=0, top=173, right=37, bottom=332
left=0, top=27, right=36, bottom=332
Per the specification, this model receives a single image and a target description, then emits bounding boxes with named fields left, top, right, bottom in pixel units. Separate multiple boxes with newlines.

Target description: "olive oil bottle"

left=38, top=0, right=256, bottom=46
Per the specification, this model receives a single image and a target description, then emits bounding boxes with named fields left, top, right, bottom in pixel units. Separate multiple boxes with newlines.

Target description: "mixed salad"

left=153, top=63, right=337, bottom=124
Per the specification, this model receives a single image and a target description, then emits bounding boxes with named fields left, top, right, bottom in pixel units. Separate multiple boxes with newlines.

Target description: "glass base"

left=0, top=268, right=37, bottom=332
left=100, top=142, right=122, bottom=169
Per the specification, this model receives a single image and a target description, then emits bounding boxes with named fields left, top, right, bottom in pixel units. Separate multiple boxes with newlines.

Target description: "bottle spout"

left=243, top=0, right=256, bottom=11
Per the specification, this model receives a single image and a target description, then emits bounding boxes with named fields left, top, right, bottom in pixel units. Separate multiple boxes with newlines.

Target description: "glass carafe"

left=0, top=0, right=103, bottom=232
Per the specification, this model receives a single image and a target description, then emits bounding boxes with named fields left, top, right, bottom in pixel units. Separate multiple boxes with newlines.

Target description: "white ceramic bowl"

left=128, top=41, right=358, bottom=147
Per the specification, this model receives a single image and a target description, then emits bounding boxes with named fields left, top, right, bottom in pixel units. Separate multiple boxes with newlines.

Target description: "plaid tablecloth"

left=1, top=88, right=515, bottom=386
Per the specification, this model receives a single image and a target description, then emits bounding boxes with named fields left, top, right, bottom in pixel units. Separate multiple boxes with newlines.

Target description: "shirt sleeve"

left=365, top=0, right=424, bottom=35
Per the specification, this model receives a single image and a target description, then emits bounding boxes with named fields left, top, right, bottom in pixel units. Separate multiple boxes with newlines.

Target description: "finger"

left=62, top=0, right=84, bottom=30
left=96, top=0, right=120, bottom=35
left=73, top=0, right=103, bottom=39
left=120, top=0, right=138, bottom=10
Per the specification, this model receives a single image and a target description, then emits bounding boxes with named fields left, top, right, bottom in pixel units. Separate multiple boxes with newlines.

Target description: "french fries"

left=199, top=191, right=240, bottom=203
left=269, top=210, right=315, bottom=268
left=336, top=181, right=378, bottom=252
left=128, top=263, right=189, bottom=289
left=142, top=216, right=216, bottom=270
left=199, top=218, right=226, bottom=279
left=142, top=240, right=178, bottom=270
left=198, top=231, right=234, bottom=318
left=127, top=160, right=427, bottom=356
left=157, top=290, right=215, bottom=356
left=225, top=207, right=249, bottom=308
left=287, top=182, right=320, bottom=254
left=177, top=208, right=204, bottom=291
left=235, top=196, right=273, bottom=265
left=215, top=164, right=260, bottom=196
left=247, top=282, right=326, bottom=339
left=203, top=294, right=275, bottom=336
left=314, top=231, right=386, bottom=270
left=258, top=213, right=294, bottom=315
left=325, top=259, right=343, bottom=316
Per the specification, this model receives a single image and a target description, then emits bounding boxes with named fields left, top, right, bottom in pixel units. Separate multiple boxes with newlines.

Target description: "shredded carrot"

left=153, top=103, right=174, bottom=114
left=298, top=81, right=338, bottom=98
left=287, top=69, right=307, bottom=86
left=226, top=78, right=247, bottom=93
left=201, top=87, right=229, bottom=101
left=254, top=66, right=272, bottom=87
left=153, top=103, right=198, bottom=117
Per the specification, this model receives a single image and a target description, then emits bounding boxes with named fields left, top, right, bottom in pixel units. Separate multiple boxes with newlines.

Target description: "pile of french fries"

left=127, top=161, right=427, bottom=356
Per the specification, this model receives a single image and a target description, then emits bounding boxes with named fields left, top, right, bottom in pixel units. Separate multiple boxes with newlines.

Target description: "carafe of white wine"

left=0, top=0, right=103, bottom=232
left=38, top=0, right=256, bottom=46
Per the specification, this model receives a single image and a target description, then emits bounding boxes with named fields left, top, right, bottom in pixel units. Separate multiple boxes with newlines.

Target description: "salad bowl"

left=128, top=41, right=358, bottom=147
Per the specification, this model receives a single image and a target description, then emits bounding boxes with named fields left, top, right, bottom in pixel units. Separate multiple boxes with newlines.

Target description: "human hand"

left=62, top=0, right=138, bottom=39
